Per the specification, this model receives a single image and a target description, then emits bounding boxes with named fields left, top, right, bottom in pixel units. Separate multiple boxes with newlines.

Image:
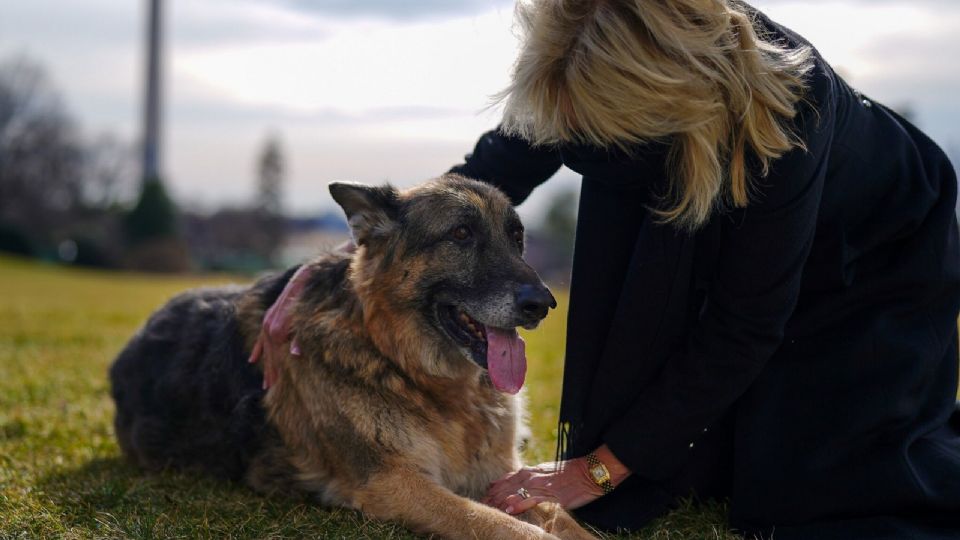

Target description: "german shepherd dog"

left=109, top=175, right=597, bottom=539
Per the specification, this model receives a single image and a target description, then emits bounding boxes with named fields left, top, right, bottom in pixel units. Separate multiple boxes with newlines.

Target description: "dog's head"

left=329, top=174, right=555, bottom=393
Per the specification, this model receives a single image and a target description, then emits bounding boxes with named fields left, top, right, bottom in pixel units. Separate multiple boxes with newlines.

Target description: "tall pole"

left=142, top=0, right=163, bottom=184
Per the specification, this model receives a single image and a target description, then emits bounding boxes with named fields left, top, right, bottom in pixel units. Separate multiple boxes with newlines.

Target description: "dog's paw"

left=521, top=522, right=561, bottom=540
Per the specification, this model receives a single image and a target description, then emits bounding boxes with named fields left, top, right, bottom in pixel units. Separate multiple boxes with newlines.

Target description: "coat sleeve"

left=449, top=128, right=563, bottom=205
left=603, top=65, right=837, bottom=480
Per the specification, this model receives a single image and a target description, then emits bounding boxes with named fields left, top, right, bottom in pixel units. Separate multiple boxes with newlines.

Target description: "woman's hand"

left=247, top=265, right=312, bottom=389
left=483, top=459, right=602, bottom=515
left=483, top=445, right=631, bottom=515
left=248, top=242, right=355, bottom=389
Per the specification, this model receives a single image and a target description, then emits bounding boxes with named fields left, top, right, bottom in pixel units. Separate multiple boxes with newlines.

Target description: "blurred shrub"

left=124, top=178, right=177, bottom=244
left=123, top=237, right=191, bottom=273
left=0, top=222, right=33, bottom=256
left=0, top=54, right=138, bottom=267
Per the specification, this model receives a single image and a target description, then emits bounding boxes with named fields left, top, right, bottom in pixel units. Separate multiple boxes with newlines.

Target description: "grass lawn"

left=0, top=254, right=735, bottom=539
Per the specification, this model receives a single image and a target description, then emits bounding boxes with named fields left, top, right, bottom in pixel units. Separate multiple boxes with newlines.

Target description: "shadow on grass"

left=35, top=457, right=418, bottom=539
left=34, top=457, right=734, bottom=540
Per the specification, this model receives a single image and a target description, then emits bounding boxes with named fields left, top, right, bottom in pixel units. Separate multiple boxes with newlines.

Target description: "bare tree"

left=83, top=134, right=137, bottom=209
left=543, top=188, right=578, bottom=262
left=0, top=55, right=84, bottom=239
left=0, top=55, right=137, bottom=264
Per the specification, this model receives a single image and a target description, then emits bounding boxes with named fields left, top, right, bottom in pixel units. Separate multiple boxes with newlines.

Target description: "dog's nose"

left=516, top=284, right=556, bottom=321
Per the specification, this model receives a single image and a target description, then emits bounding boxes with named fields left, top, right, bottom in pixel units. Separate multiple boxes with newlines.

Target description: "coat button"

left=862, top=98, right=872, bottom=108
left=689, top=443, right=695, bottom=449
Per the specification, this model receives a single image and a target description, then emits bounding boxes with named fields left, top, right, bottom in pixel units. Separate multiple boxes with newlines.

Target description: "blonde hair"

left=498, top=0, right=814, bottom=229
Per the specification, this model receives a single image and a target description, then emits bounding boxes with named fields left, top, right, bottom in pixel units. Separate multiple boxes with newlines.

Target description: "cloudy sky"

left=1, top=0, right=958, bottom=221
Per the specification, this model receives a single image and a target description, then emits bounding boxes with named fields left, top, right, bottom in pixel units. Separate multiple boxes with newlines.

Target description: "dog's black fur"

left=108, top=177, right=595, bottom=539
left=109, top=265, right=300, bottom=479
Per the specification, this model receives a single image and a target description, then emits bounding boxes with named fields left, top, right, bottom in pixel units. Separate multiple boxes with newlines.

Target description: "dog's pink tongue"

left=486, top=327, right=526, bottom=394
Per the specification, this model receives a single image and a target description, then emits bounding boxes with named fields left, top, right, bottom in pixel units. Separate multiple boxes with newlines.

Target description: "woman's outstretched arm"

left=449, top=127, right=563, bottom=205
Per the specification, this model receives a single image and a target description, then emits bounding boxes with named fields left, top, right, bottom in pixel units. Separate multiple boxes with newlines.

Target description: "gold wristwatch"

left=585, top=452, right=615, bottom=495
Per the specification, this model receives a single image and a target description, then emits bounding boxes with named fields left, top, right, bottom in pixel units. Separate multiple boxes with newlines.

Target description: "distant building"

left=278, top=213, right=351, bottom=267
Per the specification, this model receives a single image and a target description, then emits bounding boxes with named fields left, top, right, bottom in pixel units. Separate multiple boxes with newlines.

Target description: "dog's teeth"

left=456, top=309, right=486, bottom=340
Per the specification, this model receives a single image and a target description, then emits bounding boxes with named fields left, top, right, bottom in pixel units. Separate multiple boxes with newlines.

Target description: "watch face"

left=591, top=466, right=607, bottom=482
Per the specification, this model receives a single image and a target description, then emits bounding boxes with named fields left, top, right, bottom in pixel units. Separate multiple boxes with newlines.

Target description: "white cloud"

left=171, top=0, right=330, bottom=46
left=754, top=1, right=958, bottom=86
left=754, top=0, right=960, bottom=145
left=173, top=10, right=518, bottom=122
left=275, top=0, right=515, bottom=21
left=1, top=0, right=958, bottom=220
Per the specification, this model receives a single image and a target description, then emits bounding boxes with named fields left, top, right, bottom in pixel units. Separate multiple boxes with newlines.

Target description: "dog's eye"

left=450, top=225, right=472, bottom=242
left=512, top=228, right=524, bottom=250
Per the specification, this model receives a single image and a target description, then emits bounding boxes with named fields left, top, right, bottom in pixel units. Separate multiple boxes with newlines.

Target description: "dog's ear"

left=329, top=182, right=400, bottom=246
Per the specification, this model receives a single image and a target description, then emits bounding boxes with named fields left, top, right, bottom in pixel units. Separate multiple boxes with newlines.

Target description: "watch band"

left=586, top=452, right=615, bottom=495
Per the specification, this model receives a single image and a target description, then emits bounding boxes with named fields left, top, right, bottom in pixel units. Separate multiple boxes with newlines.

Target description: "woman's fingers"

left=265, top=267, right=309, bottom=340
left=263, top=351, right=272, bottom=389
left=266, top=307, right=289, bottom=339
left=252, top=331, right=300, bottom=390
left=485, top=482, right=521, bottom=507
left=486, top=470, right=553, bottom=509
left=526, top=461, right=560, bottom=473
left=248, top=337, right=263, bottom=364
left=491, top=468, right=524, bottom=485
left=502, top=492, right=557, bottom=515
left=485, top=483, right=520, bottom=507
left=262, top=340, right=281, bottom=390
left=508, top=468, right=535, bottom=483
left=250, top=265, right=320, bottom=389
left=487, top=470, right=526, bottom=495
left=484, top=458, right=605, bottom=514
left=486, top=470, right=532, bottom=500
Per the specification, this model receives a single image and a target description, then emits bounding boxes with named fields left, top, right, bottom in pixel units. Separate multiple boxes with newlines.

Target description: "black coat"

left=451, top=10, right=960, bottom=540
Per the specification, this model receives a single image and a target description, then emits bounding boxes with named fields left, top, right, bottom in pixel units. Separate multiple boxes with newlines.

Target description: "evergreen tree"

left=124, top=177, right=176, bottom=244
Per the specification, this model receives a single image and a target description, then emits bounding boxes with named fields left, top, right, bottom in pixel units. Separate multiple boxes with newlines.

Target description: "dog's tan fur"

left=230, top=177, right=597, bottom=539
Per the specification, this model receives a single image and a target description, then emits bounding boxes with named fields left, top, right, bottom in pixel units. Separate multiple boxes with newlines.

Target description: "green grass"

left=0, top=254, right=735, bottom=539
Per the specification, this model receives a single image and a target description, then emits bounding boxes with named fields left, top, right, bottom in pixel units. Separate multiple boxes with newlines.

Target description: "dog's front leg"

left=520, top=503, right=599, bottom=540
left=353, top=468, right=560, bottom=540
